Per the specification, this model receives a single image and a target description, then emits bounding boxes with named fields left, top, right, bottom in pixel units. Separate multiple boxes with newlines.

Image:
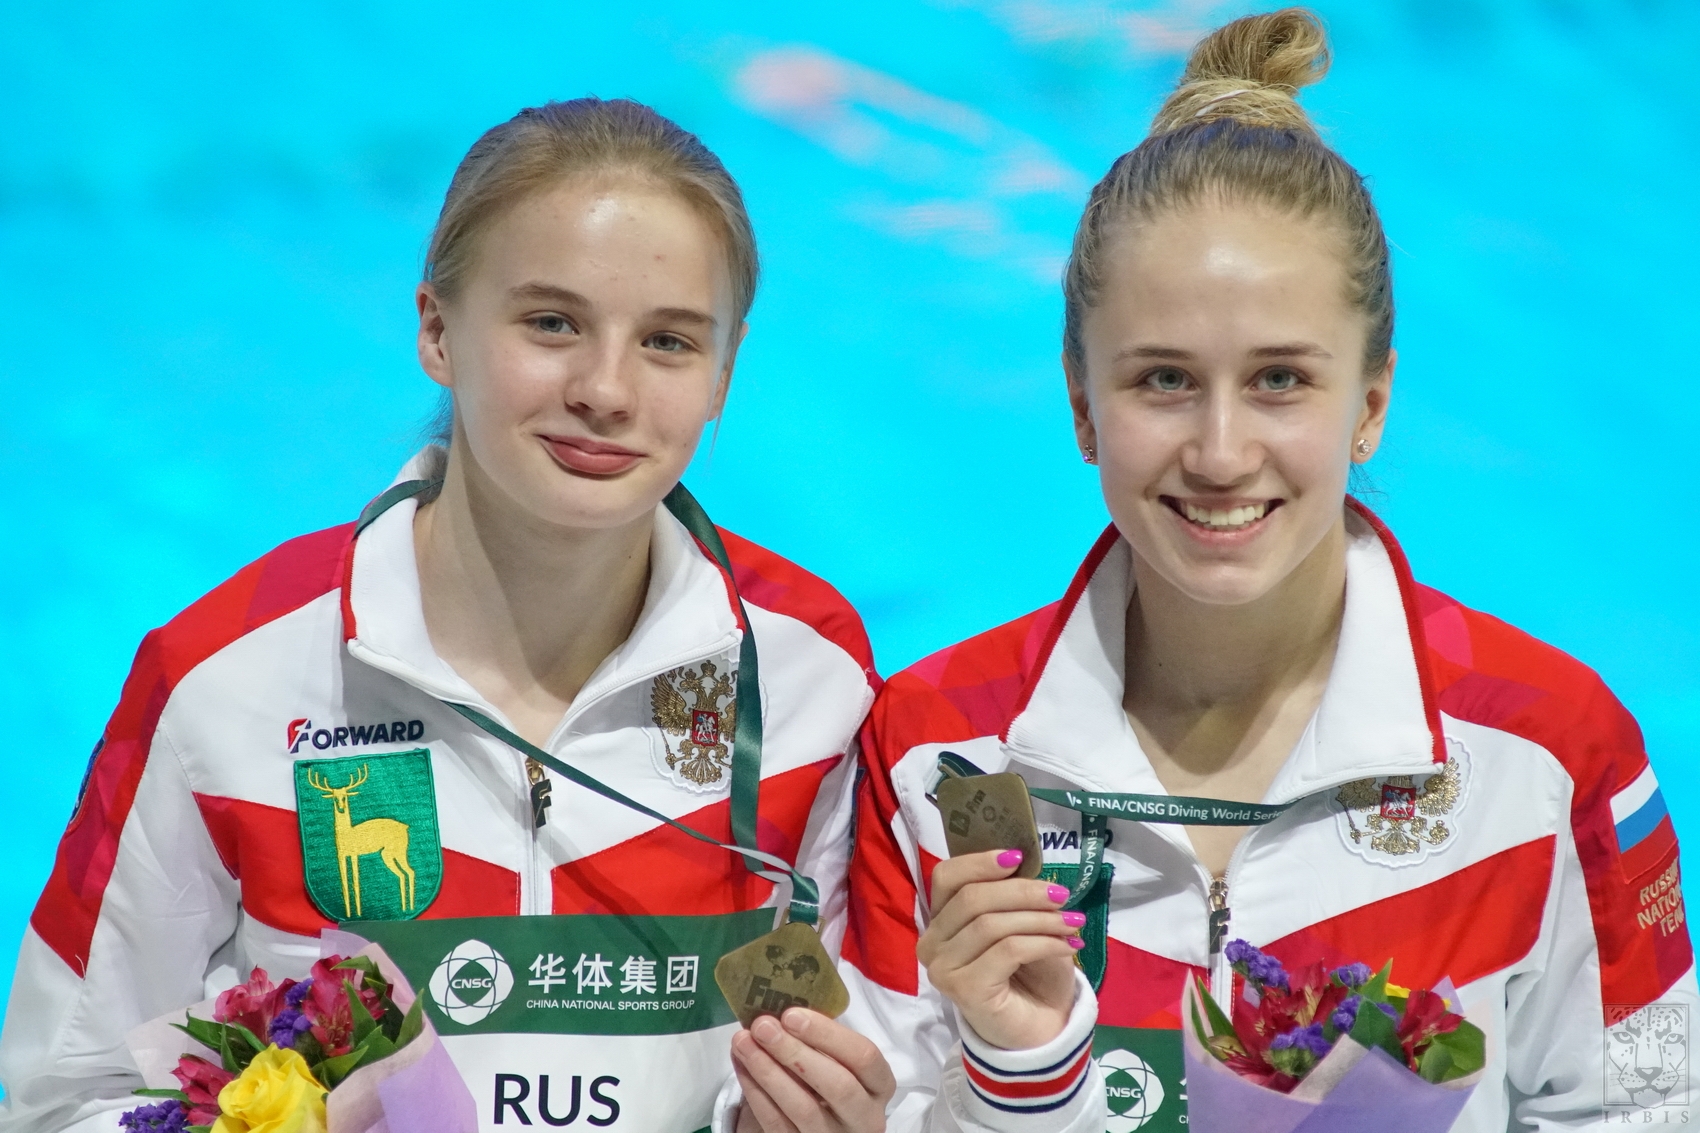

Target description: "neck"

left=414, top=446, right=653, bottom=741
left=1124, top=519, right=1347, bottom=777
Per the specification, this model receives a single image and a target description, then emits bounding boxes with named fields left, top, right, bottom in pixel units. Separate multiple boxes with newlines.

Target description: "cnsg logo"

left=429, top=940, right=514, bottom=1026
left=1099, top=1047, right=1167, bottom=1132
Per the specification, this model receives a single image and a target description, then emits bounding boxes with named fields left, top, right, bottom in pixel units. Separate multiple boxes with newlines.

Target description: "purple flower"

left=268, top=1007, right=313, bottom=1048
left=1376, top=1001, right=1399, bottom=1021
left=1330, top=994, right=1362, bottom=1032
left=1224, top=939, right=1290, bottom=992
left=1270, top=1022, right=1333, bottom=1058
left=284, top=978, right=313, bottom=1008
left=1331, top=962, right=1373, bottom=989
left=119, top=1100, right=188, bottom=1133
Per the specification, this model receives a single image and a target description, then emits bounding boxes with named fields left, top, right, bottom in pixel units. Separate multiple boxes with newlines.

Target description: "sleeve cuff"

left=950, top=968, right=1100, bottom=1125
left=711, top=1072, right=744, bottom=1133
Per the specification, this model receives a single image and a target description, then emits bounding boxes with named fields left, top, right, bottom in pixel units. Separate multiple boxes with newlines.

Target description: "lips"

left=542, top=435, right=644, bottom=476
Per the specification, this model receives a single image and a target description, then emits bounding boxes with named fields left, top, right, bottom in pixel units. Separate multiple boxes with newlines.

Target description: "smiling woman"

left=0, top=98, right=892, bottom=1133
left=839, top=9, right=1698, bottom=1133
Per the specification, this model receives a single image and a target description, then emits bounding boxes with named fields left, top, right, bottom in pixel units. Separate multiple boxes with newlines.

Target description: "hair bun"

left=1151, top=8, right=1329, bottom=134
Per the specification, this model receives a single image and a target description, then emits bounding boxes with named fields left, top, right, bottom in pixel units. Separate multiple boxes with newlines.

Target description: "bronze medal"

left=714, top=919, right=850, bottom=1028
left=936, top=772, right=1043, bottom=878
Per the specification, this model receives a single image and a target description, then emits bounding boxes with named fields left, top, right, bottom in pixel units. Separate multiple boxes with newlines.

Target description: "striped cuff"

left=956, top=968, right=1098, bottom=1120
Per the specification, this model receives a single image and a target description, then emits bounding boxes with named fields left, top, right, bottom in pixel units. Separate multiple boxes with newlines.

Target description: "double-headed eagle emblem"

left=1335, top=755, right=1462, bottom=857
left=651, top=661, right=738, bottom=787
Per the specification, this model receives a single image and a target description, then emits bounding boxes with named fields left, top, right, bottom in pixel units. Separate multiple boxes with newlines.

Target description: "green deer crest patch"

left=293, top=749, right=442, bottom=922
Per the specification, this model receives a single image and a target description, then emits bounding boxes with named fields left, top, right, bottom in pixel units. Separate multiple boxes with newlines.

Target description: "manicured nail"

left=1067, top=936, right=1086, bottom=950
left=996, top=849, right=1025, bottom=868
left=1062, top=911, right=1087, bottom=928
left=1047, top=884, right=1070, bottom=904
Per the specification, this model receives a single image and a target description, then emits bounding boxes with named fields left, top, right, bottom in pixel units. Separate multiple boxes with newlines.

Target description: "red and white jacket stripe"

left=839, top=502, right=1696, bottom=1131
left=0, top=450, right=878, bottom=1133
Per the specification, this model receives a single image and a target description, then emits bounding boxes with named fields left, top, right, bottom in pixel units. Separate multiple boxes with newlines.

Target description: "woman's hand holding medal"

left=731, top=1010, right=896, bottom=1133
left=918, top=848, right=1085, bottom=1051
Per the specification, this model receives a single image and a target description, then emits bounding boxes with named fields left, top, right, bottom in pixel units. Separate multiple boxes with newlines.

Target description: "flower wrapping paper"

left=124, top=936, right=477, bottom=1133
left=1181, top=979, right=1482, bottom=1133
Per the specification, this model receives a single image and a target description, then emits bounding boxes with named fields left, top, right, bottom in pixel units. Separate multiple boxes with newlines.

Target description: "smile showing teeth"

left=1180, top=500, right=1270, bottom=530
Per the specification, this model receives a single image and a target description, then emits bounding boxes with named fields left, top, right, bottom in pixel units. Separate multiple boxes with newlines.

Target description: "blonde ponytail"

left=1063, top=8, right=1391, bottom=375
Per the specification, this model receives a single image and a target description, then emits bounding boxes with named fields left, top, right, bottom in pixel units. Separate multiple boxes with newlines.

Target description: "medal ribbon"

left=935, top=753, right=1297, bottom=911
left=356, top=478, right=820, bottom=926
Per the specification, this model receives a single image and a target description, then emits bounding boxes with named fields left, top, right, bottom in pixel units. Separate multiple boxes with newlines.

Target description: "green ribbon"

left=356, top=478, right=819, bottom=925
left=936, top=753, right=1297, bottom=912
left=1024, top=787, right=1297, bottom=827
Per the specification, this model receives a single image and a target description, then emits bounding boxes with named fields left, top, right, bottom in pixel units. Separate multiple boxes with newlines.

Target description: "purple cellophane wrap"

left=1181, top=980, right=1479, bottom=1133
left=320, top=931, right=479, bottom=1133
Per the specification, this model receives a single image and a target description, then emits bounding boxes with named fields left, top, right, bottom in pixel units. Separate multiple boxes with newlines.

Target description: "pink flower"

left=300, top=956, right=384, bottom=1058
left=170, top=1054, right=234, bottom=1126
left=213, top=967, right=291, bottom=1039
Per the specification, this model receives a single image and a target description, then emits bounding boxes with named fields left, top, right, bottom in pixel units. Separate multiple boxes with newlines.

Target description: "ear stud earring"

left=1083, top=446, right=1096, bottom=464
left=1355, top=439, right=1372, bottom=457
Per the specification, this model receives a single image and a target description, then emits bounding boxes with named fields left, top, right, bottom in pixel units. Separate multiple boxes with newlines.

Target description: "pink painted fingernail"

left=996, top=849, right=1025, bottom=868
left=1067, top=936, right=1086, bottom=950
left=1047, top=884, right=1070, bottom=904
left=1062, top=911, right=1087, bottom=928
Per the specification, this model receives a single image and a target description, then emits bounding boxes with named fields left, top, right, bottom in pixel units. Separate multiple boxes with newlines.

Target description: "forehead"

left=1091, top=202, right=1355, bottom=341
left=467, top=177, right=733, bottom=308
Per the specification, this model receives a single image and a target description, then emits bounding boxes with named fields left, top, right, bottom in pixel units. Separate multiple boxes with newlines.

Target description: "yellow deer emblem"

left=305, top=765, right=416, bottom=917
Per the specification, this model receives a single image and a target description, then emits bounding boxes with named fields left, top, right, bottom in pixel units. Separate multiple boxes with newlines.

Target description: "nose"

left=1179, top=385, right=1264, bottom=487
left=563, top=334, right=639, bottom=423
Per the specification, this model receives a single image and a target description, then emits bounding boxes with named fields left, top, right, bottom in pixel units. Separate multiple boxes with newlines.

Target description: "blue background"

left=2, top=0, right=1695, bottom=1025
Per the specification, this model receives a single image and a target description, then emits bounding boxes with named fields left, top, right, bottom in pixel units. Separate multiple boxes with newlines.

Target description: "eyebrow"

left=508, top=283, right=719, bottom=331
left=1113, top=341, right=1334, bottom=362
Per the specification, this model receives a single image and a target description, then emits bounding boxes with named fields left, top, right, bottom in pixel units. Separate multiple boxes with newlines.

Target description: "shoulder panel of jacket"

left=1415, top=578, right=1690, bottom=1011
left=716, top=525, right=879, bottom=691
left=32, top=522, right=355, bottom=976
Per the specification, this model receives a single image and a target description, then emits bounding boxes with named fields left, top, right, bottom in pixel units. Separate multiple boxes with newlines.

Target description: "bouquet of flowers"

left=1183, top=940, right=1485, bottom=1131
left=122, top=946, right=474, bottom=1133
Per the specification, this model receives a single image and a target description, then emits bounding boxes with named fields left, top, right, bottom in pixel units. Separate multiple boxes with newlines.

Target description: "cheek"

left=458, top=336, right=561, bottom=417
left=1095, top=401, right=1181, bottom=476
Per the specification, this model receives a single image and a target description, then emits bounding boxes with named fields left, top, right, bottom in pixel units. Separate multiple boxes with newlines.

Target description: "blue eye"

left=1147, top=367, right=1187, bottom=392
left=645, top=333, right=689, bottom=353
left=532, top=314, right=574, bottom=335
left=1262, top=368, right=1301, bottom=391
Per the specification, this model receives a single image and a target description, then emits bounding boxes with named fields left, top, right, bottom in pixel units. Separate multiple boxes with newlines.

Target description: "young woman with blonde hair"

left=843, top=10, right=1696, bottom=1130
left=0, top=98, right=897, bottom=1133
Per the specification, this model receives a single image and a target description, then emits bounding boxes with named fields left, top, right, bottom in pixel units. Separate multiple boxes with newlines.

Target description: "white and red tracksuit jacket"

left=0, top=450, right=881, bottom=1132
left=839, top=502, right=1696, bottom=1131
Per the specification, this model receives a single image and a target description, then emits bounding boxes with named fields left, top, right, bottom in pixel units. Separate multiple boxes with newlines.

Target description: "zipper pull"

left=526, top=758, right=553, bottom=829
left=1207, top=876, right=1234, bottom=1016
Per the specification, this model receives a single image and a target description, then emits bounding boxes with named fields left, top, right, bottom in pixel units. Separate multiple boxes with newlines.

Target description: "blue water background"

left=2, top=0, right=1696, bottom=1023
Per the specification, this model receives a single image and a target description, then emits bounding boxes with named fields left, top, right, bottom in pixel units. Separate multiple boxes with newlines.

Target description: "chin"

left=1169, top=570, right=1281, bottom=608
left=1141, top=541, right=1288, bottom=608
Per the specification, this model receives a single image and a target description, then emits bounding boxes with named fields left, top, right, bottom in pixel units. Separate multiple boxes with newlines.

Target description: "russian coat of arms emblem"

left=651, top=661, right=738, bottom=790
left=1332, top=737, right=1470, bottom=867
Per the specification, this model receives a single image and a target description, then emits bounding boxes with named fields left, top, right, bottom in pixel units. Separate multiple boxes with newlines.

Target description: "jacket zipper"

left=1204, top=832, right=1254, bottom=1017
left=1208, top=875, right=1233, bottom=1014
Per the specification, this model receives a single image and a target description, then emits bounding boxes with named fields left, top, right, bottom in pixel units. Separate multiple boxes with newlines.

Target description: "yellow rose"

left=211, top=1046, right=328, bottom=1133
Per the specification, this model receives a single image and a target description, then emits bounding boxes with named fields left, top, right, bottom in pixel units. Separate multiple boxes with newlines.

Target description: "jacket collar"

left=339, top=448, right=743, bottom=744
left=1002, top=501, right=1444, bottom=804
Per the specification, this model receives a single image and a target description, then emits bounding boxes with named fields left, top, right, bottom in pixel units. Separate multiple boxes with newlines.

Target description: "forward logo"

left=288, top=716, right=425, bottom=753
